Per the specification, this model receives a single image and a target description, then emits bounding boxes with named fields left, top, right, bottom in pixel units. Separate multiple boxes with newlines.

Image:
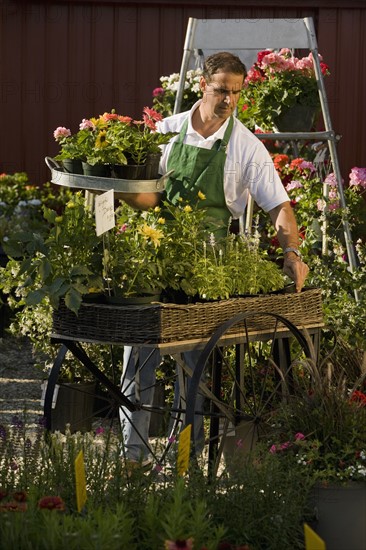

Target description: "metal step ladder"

left=173, top=17, right=358, bottom=278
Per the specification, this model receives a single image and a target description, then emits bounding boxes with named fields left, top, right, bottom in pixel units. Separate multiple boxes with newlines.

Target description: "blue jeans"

left=119, top=346, right=205, bottom=461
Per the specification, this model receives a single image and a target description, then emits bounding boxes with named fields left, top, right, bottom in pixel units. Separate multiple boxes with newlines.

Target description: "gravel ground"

left=0, top=335, right=44, bottom=426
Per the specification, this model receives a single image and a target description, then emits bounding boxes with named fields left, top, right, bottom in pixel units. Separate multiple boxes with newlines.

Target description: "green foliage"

left=266, top=357, right=366, bottom=484
left=1, top=192, right=104, bottom=315
left=0, top=419, right=312, bottom=549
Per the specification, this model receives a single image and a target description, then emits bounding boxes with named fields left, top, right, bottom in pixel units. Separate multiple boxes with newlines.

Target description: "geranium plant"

left=237, top=48, right=330, bottom=131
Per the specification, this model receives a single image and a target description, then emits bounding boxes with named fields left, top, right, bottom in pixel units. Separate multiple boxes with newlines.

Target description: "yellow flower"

left=66, top=201, right=75, bottom=209
left=138, top=224, right=164, bottom=247
left=157, top=217, right=165, bottom=225
left=154, top=206, right=161, bottom=213
left=95, top=130, right=108, bottom=148
left=198, top=191, right=206, bottom=200
left=184, top=205, right=192, bottom=213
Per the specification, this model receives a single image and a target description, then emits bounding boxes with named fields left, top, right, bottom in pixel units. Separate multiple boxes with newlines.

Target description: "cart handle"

left=45, top=156, right=62, bottom=171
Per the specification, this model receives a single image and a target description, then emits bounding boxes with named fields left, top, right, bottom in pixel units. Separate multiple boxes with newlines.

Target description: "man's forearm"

left=269, top=201, right=300, bottom=251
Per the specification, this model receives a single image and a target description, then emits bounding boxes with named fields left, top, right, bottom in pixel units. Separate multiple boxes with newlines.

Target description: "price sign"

left=75, top=450, right=87, bottom=513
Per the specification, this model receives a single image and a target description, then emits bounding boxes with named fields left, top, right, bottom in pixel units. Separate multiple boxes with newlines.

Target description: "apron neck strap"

left=177, top=116, right=234, bottom=150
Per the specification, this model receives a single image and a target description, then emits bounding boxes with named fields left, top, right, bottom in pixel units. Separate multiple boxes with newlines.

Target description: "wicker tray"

left=52, top=288, right=323, bottom=345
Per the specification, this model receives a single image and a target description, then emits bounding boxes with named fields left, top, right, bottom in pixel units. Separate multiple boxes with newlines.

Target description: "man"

left=120, top=52, right=309, bottom=465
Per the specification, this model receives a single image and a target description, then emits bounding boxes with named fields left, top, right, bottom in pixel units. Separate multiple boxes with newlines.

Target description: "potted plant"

left=103, top=202, right=170, bottom=302
left=266, top=358, right=366, bottom=549
left=237, top=48, right=330, bottom=132
left=53, top=108, right=177, bottom=179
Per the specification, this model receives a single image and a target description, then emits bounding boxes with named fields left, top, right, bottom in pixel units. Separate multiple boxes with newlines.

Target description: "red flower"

left=289, top=157, right=306, bottom=171
left=38, top=495, right=65, bottom=511
left=257, top=49, right=273, bottom=64
left=350, top=390, right=366, bottom=406
left=273, top=154, right=289, bottom=171
left=12, top=491, right=27, bottom=502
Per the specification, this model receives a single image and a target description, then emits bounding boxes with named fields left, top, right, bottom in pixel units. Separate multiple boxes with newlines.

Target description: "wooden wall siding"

left=0, top=1, right=365, bottom=186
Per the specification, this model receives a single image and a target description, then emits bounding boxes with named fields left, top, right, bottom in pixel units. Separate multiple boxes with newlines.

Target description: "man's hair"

left=202, top=52, right=247, bottom=81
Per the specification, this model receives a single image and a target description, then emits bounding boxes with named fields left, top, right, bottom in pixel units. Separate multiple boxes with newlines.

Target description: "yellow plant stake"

left=177, top=424, right=191, bottom=476
left=75, top=450, right=87, bottom=513
left=304, top=523, right=326, bottom=550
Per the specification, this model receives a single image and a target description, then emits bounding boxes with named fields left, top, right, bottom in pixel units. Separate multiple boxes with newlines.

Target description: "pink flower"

left=152, top=87, right=164, bottom=97
left=349, top=167, right=366, bottom=189
left=286, top=180, right=303, bottom=191
left=142, top=106, right=163, bottom=131
left=280, top=441, right=291, bottom=450
left=95, top=426, right=104, bottom=435
left=244, top=67, right=265, bottom=85
left=295, top=432, right=305, bottom=441
left=269, top=444, right=278, bottom=454
left=298, top=160, right=316, bottom=172
left=317, top=198, right=326, bottom=211
left=79, top=118, right=95, bottom=131
left=257, top=49, right=273, bottom=64
left=53, top=126, right=71, bottom=140
left=324, top=172, right=343, bottom=187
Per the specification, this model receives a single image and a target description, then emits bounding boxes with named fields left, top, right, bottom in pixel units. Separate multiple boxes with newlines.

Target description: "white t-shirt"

left=156, top=100, right=289, bottom=220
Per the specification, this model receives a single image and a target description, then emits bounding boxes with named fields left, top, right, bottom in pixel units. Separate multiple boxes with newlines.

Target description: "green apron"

left=165, top=116, right=234, bottom=237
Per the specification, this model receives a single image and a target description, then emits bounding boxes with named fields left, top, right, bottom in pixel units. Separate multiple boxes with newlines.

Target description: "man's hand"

left=283, top=255, right=309, bottom=293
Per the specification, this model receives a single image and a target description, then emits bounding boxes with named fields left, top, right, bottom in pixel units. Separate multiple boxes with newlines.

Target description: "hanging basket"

left=274, top=105, right=318, bottom=132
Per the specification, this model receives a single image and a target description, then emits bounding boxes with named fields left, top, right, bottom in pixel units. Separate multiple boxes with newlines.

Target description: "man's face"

left=201, top=71, right=244, bottom=119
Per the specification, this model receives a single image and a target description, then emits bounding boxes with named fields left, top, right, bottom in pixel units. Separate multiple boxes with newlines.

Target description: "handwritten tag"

left=75, top=450, right=87, bottom=512
left=177, top=424, right=191, bottom=476
left=95, top=189, right=115, bottom=236
left=304, top=523, right=326, bottom=550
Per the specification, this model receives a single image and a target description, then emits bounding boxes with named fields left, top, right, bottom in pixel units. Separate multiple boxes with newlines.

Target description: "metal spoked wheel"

left=184, top=311, right=317, bottom=477
left=43, top=341, right=185, bottom=473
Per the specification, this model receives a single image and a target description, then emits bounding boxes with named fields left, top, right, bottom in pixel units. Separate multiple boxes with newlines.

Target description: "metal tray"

left=45, top=157, right=172, bottom=193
